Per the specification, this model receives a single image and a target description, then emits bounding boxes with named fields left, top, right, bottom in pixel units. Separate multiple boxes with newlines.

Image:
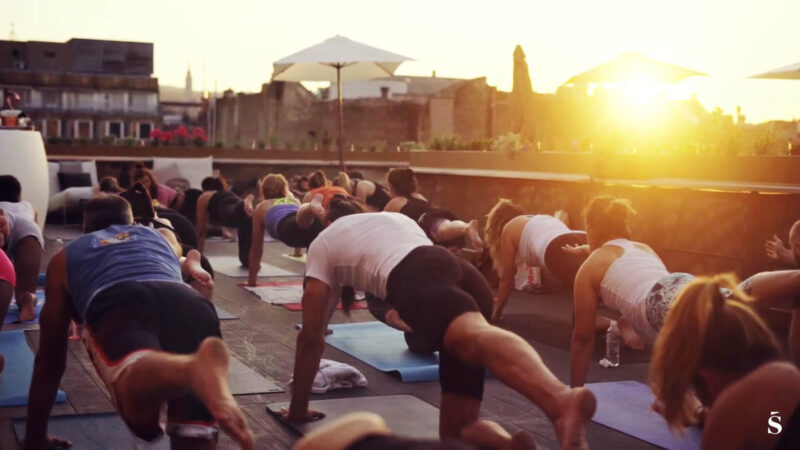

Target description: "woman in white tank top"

left=570, top=196, right=696, bottom=387
left=484, top=199, right=588, bottom=322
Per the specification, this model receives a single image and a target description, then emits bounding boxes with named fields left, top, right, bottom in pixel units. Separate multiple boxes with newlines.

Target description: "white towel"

left=291, top=359, right=367, bottom=393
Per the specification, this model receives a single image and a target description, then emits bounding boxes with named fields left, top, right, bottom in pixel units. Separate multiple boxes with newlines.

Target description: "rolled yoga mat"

left=325, top=322, right=440, bottom=382
left=586, top=381, right=701, bottom=450
left=0, top=330, right=67, bottom=407
left=267, top=395, right=440, bottom=439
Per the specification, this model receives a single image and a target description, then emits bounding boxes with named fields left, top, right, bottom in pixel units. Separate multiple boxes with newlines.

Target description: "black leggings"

left=385, top=246, right=493, bottom=399
left=544, top=232, right=587, bottom=287
left=85, top=281, right=221, bottom=429
left=236, top=213, right=324, bottom=268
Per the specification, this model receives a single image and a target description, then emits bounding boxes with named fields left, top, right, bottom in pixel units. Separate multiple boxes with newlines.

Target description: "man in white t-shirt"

left=282, top=207, right=596, bottom=450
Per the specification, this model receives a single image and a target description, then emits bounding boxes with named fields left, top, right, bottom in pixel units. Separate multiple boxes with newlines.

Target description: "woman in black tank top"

left=384, top=168, right=483, bottom=253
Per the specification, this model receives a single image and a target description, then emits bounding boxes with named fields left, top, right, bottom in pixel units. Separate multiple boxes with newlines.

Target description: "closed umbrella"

left=273, top=35, right=413, bottom=169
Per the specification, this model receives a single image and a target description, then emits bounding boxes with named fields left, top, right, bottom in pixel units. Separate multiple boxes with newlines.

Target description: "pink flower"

left=175, top=126, right=190, bottom=138
left=150, top=129, right=162, bottom=139
left=192, top=127, right=206, bottom=137
left=160, top=131, right=173, bottom=143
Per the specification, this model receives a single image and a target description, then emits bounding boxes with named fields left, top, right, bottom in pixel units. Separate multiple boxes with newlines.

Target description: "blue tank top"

left=66, top=225, right=183, bottom=322
left=264, top=203, right=299, bottom=239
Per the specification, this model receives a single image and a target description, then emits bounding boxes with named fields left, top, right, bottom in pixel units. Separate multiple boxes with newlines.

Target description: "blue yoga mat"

left=0, top=330, right=67, bottom=407
left=4, top=291, right=45, bottom=324
left=326, top=322, right=440, bottom=382
left=586, top=381, right=700, bottom=450
left=13, top=413, right=170, bottom=449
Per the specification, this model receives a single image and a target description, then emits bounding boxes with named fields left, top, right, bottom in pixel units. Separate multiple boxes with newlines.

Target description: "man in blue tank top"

left=24, top=196, right=253, bottom=450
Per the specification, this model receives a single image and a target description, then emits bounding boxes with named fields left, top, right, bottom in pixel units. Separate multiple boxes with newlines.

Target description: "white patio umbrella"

left=751, top=61, right=800, bottom=80
left=272, top=35, right=413, bottom=169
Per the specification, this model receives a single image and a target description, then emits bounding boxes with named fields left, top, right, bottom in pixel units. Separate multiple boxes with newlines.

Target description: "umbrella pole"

left=336, top=64, right=346, bottom=172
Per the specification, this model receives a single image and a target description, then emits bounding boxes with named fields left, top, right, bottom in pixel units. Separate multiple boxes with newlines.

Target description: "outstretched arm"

left=570, top=258, right=599, bottom=387
left=284, top=278, right=331, bottom=423
left=24, top=251, right=73, bottom=449
left=296, top=195, right=325, bottom=229
left=492, top=230, right=518, bottom=322
left=745, top=270, right=800, bottom=308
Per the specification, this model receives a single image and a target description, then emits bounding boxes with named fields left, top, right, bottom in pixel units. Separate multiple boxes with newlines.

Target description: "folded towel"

left=291, top=359, right=367, bottom=393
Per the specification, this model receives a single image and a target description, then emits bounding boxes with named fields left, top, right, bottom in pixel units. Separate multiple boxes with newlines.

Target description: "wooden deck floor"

left=0, top=231, right=657, bottom=449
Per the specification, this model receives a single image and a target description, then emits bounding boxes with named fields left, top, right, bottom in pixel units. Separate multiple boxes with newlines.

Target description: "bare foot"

left=618, top=317, right=645, bottom=350
left=309, top=194, right=325, bottom=219
left=188, top=338, right=254, bottom=450
left=554, top=387, right=596, bottom=450
left=510, top=431, right=538, bottom=450
left=18, top=291, right=37, bottom=322
left=243, top=194, right=255, bottom=216
left=466, top=220, right=484, bottom=254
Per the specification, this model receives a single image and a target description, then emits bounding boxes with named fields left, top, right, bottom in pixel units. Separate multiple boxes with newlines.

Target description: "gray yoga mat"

left=228, top=357, right=284, bottom=395
left=13, top=413, right=170, bottom=449
left=214, top=305, right=237, bottom=320
left=267, top=395, right=440, bottom=439
left=208, top=256, right=298, bottom=278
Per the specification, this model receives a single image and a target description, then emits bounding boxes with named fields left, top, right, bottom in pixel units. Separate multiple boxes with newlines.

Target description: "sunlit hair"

left=261, top=174, right=289, bottom=200
left=484, top=199, right=525, bottom=271
left=326, top=195, right=368, bottom=224
left=332, top=172, right=352, bottom=193
left=386, top=167, right=417, bottom=197
left=308, top=170, right=328, bottom=189
left=584, top=195, right=636, bottom=249
left=83, top=195, right=134, bottom=233
left=130, top=162, right=159, bottom=200
left=650, top=274, right=781, bottom=431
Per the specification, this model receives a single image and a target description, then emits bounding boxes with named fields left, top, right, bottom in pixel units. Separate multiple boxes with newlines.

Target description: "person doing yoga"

left=383, top=168, right=483, bottom=253
left=0, top=238, right=14, bottom=375
left=484, top=199, right=588, bottom=322
left=196, top=183, right=256, bottom=264
left=23, top=195, right=253, bottom=450
left=0, top=175, right=43, bottom=323
left=332, top=172, right=392, bottom=211
left=285, top=209, right=596, bottom=450
left=247, top=174, right=325, bottom=287
left=570, top=195, right=693, bottom=387
left=650, top=275, right=800, bottom=450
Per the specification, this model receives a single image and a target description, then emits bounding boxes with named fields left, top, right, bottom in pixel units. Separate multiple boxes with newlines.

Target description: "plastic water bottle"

left=600, top=320, right=621, bottom=368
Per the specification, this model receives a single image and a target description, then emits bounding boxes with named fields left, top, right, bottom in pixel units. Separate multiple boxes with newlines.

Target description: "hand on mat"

left=279, top=407, right=326, bottom=423
left=562, top=243, right=590, bottom=256
left=21, top=436, right=72, bottom=449
left=765, top=234, right=792, bottom=264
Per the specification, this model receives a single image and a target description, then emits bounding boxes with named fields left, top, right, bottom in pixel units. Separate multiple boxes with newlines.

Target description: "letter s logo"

left=768, top=411, right=782, bottom=435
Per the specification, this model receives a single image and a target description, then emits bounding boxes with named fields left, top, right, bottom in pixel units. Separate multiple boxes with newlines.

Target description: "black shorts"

left=348, top=434, right=475, bottom=450
left=208, top=191, right=246, bottom=228
left=386, top=246, right=493, bottom=399
left=84, top=281, right=222, bottom=436
left=275, top=213, right=324, bottom=248
left=544, top=232, right=587, bottom=287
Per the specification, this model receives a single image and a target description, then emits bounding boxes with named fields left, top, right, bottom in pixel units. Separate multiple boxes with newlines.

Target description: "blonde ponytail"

left=484, top=199, right=525, bottom=271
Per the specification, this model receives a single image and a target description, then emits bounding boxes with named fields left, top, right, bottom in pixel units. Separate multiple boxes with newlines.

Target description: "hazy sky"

left=3, top=0, right=800, bottom=123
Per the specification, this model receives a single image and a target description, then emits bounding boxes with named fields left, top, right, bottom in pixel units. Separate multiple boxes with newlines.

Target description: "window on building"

left=104, top=92, right=126, bottom=111
left=129, top=92, right=157, bottom=113
left=77, top=92, right=95, bottom=110
left=41, top=91, right=62, bottom=109
left=138, top=122, right=152, bottom=139
left=108, top=121, right=123, bottom=138
left=42, top=119, right=61, bottom=138
left=76, top=120, right=93, bottom=139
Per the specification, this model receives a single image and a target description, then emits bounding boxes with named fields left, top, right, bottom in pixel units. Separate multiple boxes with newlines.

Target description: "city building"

left=0, top=38, right=160, bottom=140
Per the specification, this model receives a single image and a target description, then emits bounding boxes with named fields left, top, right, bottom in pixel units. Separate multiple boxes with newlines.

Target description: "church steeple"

left=185, top=64, right=193, bottom=92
